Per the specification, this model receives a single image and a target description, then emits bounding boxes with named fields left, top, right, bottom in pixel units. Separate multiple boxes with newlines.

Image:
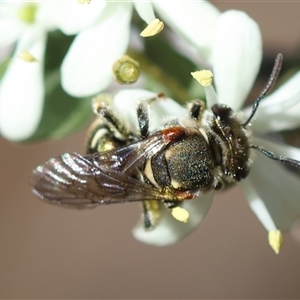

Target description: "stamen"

left=191, top=70, right=213, bottom=87
left=18, top=50, right=38, bottom=62
left=140, top=18, right=164, bottom=37
left=268, top=230, right=283, bottom=254
left=171, top=207, right=189, bottom=223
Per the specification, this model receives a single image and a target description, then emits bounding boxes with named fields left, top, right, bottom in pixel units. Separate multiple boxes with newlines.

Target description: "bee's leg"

left=136, top=93, right=166, bottom=138
left=85, top=118, right=127, bottom=154
left=164, top=200, right=180, bottom=209
left=164, top=201, right=190, bottom=223
left=87, top=99, right=133, bottom=154
left=213, top=175, right=225, bottom=190
left=136, top=101, right=150, bottom=139
left=142, top=200, right=161, bottom=229
left=92, top=100, right=131, bottom=140
left=189, top=100, right=206, bottom=123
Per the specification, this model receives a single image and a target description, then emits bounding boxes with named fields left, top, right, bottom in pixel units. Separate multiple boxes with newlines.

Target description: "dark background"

left=1, top=2, right=300, bottom=298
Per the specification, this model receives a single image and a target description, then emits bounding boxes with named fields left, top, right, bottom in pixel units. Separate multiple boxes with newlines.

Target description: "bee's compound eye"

left=235, top=166, right=250, bottom=181
left=211, top=104, right=233, bottom=122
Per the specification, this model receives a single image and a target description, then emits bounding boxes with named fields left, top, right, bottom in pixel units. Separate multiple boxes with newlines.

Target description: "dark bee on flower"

left=30, top=54, right=300, bottom=229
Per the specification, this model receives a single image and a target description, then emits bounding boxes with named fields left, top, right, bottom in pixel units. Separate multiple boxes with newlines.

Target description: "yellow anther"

left=77, top=0, right=91, bottom=3
left=18, top=50, right=38, bottom=62
left=191, top=70, right=213, bottom=87
left=268, top=230, right=283, bottom=254
left=171, top=207, right=189, bottom=223
left=140, top=18, right=164, bottom=37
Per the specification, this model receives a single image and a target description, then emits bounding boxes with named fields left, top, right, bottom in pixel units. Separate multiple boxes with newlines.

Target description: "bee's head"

left=209, top=54, right=300, bottom=180
left=211, top=103, right=251, bottom=181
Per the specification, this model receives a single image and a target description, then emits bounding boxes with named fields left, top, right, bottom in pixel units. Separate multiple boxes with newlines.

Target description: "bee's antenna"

left=250, top=145, right=300, bottom=168
left=243, top=53, right=283, bottom=127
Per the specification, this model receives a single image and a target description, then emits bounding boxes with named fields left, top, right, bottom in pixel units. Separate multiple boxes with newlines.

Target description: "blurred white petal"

left=112, top=89, right=187, bottom=132
left=0, top=3, right=30, bottom=46
left=61, top=3, right=132, bottom=97
left=0, top=18, right=26, bottom=47
left=212, top=10, right=262, bottom=110
left=37, top=1, right=106, bottom=35
left=241, top=181, right=277, bottom=231
left=245, top=71, right=300, bottom=133
left=0, top=45, right=13, bottom=63
left=0, top=29, right=46, bottom=141
left=240, top=143, right=300, bottom=231
left=133, top=1, right=155, bottom=24
left=132, top=192, right=214, bottom=246
left=153, top=1, right=220, bottom=59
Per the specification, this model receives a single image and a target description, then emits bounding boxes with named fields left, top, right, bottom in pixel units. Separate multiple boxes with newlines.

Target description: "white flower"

left=208, top=11, right=300, bottom=243
left=131, top=10, right=300, bottom=252
left=60, top=0, right=220, bottom=97
left=0, top=0, right=220, bottom=141
left=0, top=1, right=109, bottom=141
left=0, top=2, right=53, bottom=141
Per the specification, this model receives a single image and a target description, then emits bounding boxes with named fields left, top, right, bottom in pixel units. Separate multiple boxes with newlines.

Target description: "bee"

left=30, top=54, right=300, bottom=229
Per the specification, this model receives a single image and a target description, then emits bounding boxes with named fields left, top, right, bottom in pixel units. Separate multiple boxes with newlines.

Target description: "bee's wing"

left=30, top=133, right=182, bottom=208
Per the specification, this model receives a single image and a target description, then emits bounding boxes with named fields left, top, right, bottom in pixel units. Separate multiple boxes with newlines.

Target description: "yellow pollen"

left=77, top=0, right=91, bottom=3
left=268, top=230, right=283, bottom=254
left=140, top=18, right=164, bottom=37
left=191, top=70, right=213, bottom=87
left=18, top=50, right=38, bottom=62
left=171, top=207, right=189, bottom=223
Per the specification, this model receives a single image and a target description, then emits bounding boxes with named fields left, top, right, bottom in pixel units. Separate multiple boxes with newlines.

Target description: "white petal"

left=132, top=192, right=214, bottom=246
left=241, top=181, right=277, bottom=231
left=153, top=1, right=220, bottom=59
left=212, top=10, right=262, bottom=110
left=37, top=1, right=106, bottom=34
left=0, top=45, right=13, bottom=63
left=0, top=3, right=29, bottom=46
left=111, top=89, right=187, bottom=133
left=133, top=1, right=155, bottom=24
left=0, top=18, right=26, bottom=47
left=240, top=139, right=300, bottom=231
left=0, top=29, right=46, bottom=141
left=245, top=71, right=300, bottom=133
left=61, top=2, right=132, bottom=97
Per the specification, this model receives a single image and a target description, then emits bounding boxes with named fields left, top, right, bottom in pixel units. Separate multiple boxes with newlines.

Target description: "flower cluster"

left=2, top=1, right=300, bottom=253
left=0, top=0, right=219, bottom=141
